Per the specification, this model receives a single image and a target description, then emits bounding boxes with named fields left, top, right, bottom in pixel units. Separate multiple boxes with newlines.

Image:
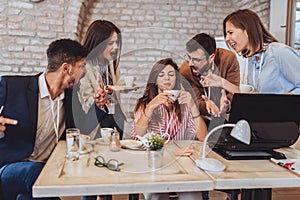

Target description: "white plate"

left=110, top=85, right=140, bottom=92
left=120, top=140, right=143, bottom=149
left=95, top=138, right=110, bottom=145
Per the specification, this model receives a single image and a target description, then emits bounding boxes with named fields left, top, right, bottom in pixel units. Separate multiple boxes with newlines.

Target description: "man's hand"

left=0, top=116, right=18, bottom=138
left=200, top=74, right=223, bottom=88
left=219, top=89, right=230, bottom=114
left=201, top=95, right=221, bottom=117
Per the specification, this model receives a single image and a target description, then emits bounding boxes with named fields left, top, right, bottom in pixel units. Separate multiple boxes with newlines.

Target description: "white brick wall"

left=0, top=0, right=271, bottom=125
left=0, top=0, right=270, bottom=75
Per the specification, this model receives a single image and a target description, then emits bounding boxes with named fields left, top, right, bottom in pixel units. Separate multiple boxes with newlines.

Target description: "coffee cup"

left=164, top=90, right=180, bottom=101
left=101, top=128, right=114, bottom=143
left=124, top=76, right=135, bottom=87
left=239, top=84, right=255, bottom=93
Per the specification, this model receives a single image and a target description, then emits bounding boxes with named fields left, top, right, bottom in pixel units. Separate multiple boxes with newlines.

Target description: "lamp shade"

left=195, top=120, right=251, bottom=172
left=230, top=120, right=251, bottom=145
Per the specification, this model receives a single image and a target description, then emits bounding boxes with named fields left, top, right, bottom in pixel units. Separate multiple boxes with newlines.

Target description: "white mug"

left=124, top=76, right=135, bottom=87
left=239, top=84, right=255, bottom=93
left=101, top=128, right=114, bottom=143
left=164, top=90, right=180, bottom=101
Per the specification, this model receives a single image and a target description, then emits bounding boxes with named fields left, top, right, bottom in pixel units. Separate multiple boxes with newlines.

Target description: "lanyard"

left=202, top=63, right=215, bottom=100
left=252, top=52, right=264, bottom=88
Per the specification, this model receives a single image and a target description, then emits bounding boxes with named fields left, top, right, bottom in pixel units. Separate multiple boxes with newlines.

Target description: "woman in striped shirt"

left=131, top=58, right=207, bottom=141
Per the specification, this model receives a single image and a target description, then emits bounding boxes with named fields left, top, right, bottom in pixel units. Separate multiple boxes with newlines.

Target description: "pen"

left=278, top=161, right=295, bottom=170
left=0, top=105, right=3, bottom=115
left=271, top=158, right=295, bottom=170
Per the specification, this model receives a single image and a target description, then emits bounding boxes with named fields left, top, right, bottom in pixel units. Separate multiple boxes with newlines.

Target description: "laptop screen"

left=214, top=93, right=300, bottom=152
left=229, top=93, right=300, bottom=123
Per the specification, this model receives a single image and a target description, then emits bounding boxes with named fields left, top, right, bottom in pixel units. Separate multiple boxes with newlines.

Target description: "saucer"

left=120, top=140, right=143, bottom=149
left=110, top=85, right=140, bottom=92
left=95, top=138, right=110, bottom=145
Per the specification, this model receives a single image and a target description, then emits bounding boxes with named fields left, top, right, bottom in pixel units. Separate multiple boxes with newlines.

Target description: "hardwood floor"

left=272, top=188, right=300, bottom=200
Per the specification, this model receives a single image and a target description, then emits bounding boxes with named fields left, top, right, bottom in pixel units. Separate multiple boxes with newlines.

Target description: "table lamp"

left=195, top=120, right=251, bottom=172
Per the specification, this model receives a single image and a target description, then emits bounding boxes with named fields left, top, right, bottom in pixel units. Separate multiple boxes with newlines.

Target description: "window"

left=294, top=1, right=300, bottom=51
left=287, top=0, right=300, bottom=52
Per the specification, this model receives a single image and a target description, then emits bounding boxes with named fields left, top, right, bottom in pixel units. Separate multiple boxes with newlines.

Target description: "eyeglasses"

left=94, top=156, right=124, bottom=171
left=184, top=53, right=206, bottom=64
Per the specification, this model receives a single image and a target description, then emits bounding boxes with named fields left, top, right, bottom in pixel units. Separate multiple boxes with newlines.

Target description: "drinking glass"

left=66, top=128, right=80, bottom=161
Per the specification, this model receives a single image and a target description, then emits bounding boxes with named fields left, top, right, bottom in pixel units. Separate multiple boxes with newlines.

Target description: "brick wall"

left=0, top=0, right=270, bottom=75
left=0, top=0, right=270, bottom=123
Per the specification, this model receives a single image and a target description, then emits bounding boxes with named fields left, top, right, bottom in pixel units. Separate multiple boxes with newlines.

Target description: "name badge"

left=107, top=102, right=115, bottom=114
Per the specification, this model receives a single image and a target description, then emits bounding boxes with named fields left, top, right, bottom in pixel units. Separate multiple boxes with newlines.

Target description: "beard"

left=190, top=62, right=212, bottom=78
left=199, top=62, right=212, bottom=75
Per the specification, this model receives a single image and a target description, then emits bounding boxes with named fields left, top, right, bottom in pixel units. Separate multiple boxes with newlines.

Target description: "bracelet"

left=143, top=110, right=151, bottom=121
left=192, top=113, right=201, bottom=119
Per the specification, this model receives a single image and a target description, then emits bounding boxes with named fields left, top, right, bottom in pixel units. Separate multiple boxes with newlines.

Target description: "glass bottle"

left=109, top=128, right=121, bottom=152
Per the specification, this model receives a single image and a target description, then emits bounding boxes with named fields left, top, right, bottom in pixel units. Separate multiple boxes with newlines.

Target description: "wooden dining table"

left=33, top=139, right=300, bottom=198
left=32, top=140, right=214, bottom=197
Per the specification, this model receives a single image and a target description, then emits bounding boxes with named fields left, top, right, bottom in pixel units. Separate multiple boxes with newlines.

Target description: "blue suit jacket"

left=0, top=74, right=105, bottom=167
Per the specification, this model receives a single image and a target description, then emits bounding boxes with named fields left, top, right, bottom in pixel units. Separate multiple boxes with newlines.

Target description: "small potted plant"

left=147, top=133, right=166, bottom=151
left=145, top=133, right=166, bottom=170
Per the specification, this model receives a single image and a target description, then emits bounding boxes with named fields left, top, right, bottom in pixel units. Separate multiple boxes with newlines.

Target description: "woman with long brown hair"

left=78, top=20, right=126, bottom=140
left=202, top=9, right=300, bottom=95
left=131, top=58, right=207, bottom=142
left=223, top=9, right=300, bottom=94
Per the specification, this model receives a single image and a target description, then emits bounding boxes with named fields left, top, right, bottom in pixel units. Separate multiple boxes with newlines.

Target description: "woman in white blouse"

left=78, top=20, right=125, bottom=139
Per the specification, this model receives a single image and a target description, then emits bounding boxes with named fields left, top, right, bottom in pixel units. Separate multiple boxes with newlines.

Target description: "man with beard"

left=0, top=39, right=107, bottom=200
left=179, top=33, right=240, bottom=128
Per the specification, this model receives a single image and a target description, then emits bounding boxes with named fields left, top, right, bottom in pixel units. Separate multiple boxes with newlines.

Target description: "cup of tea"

left=164, top=90, right=180, bottom=101
left=124, top=76, right=135, bottom=87
left=239, top=84, right=255, bottom=93
left=101, top=128, right=114, bottom=144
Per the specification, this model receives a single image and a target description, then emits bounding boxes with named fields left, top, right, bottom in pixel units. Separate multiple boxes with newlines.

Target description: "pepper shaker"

left=109, top=127, right=121, bottom=152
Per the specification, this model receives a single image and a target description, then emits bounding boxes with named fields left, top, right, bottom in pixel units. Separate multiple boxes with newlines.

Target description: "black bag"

left=214, top=121, right=299, bottom=151
left=211, top=93, right=300, bottom=160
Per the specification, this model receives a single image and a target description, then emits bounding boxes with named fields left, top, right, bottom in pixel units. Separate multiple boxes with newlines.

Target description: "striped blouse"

left=131, top=104, right=196, bottom=140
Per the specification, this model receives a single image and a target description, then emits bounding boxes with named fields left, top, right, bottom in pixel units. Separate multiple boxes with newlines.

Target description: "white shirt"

left=28, top=72, right=65, bottom=162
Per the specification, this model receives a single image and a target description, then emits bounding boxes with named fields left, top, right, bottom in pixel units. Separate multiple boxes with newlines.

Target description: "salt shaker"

left=109, top=128, right=121, bottom=152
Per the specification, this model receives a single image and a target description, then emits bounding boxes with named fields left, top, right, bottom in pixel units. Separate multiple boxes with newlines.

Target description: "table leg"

left=128, top=193, right=139, bottom=200
left=217, top=189, right=241, bottom=200
left=101, top=195, right=112, bottom=200
left=202, top=191, right=209, bottom=200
